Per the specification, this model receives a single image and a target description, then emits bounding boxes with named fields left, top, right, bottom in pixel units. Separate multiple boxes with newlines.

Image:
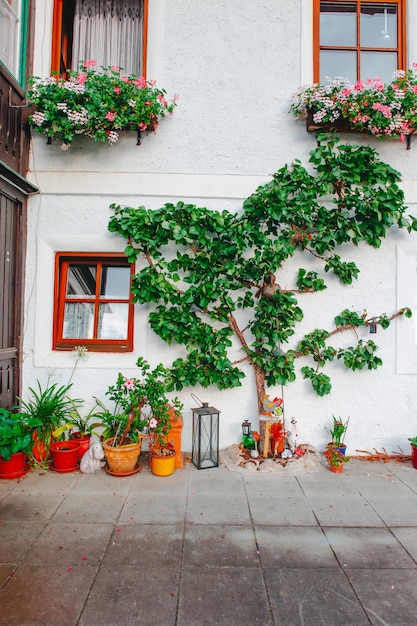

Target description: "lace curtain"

left=72, top=0, right=144, bottom=75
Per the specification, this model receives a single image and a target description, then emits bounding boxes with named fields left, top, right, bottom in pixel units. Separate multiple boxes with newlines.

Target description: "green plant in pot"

left=100, top=357, right=182, bottom=476
left=408, top=436, right=417, bottom=469
left=0, top=408, right=40, bottom=478
left=327, top=415, right=349, bottom=452
left=19, top=380, right=82, bottom=468
left=324, top=443, right=350, bottom=474
left=53, top=398, right=103, bottom=460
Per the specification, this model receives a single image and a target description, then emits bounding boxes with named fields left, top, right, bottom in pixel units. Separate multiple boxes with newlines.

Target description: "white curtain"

left=72, top=0, right=144, bottom=75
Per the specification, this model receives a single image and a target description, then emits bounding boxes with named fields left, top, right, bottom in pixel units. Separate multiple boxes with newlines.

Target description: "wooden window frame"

left=53, top=252, right=134, bottom=352
left=313, top=0, right=407, bottom=83
left=51, top=0, right=149, bottom=76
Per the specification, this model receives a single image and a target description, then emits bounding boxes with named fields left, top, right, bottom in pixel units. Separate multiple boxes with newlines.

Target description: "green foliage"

left=108, top=136, right=414, bottom=404
left=0, top=408, right=39, bottom=462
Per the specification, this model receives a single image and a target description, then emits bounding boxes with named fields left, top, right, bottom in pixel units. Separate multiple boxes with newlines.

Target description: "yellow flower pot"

left=150, top=452, right=175, bottom=477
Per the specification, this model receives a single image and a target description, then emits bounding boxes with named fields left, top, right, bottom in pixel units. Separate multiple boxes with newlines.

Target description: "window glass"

left=320, top=50, right=357, bottom=82
left=100, top=266, right=131, bottom=299
left=63, top=302, right=95, bottom=338
left=66, top=265, right=96, bottom=298
left=0, top=0, right=23, bottom=80
left=360, top=3, right=397, bottom=48
left=98, top=303, right=129, bottom=339
left=320, top=2, right=356, bottom=47
left=361, top=51, right=397, bottom=82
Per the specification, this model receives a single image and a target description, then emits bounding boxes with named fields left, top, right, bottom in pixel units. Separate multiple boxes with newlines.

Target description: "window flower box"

left=27, top=60, right=179, bottom=148
left=290, top=66, right=417, bottom=147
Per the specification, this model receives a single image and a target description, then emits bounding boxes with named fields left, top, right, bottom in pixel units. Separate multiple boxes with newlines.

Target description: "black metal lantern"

left=191, top=402, right=220, bottom=469
left=242, top=420, right=251, bottom=437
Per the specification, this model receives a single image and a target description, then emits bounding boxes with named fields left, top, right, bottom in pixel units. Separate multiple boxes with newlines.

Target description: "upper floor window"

left=314, top=0, right=406, bottom=83
left=51, top=0, right=148, bottom=76
left=54, top=253, right=134, bottom=352
left=0, top=0, right=29, bottom=85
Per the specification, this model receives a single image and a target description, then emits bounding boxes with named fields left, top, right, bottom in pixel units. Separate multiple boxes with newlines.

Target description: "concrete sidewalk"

left=1, top=455, right=417, bottom=626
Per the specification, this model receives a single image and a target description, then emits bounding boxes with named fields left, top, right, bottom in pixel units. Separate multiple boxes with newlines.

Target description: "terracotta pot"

left=50, top=440, right=80, bottom=471
left=0, top=452, right=29, bottom=479
left=103, top=437, right=142, bottom=475
left=329, top=463, right=343, bottom=474
left=70, top=433, right=90, bottom=460
left=150, top=451, right=175, bottom=477
left=411, top=444, right=417, bottom=469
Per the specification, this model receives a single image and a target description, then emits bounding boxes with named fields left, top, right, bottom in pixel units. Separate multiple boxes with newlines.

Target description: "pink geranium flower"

left=105, top=111, right=116, bottom=121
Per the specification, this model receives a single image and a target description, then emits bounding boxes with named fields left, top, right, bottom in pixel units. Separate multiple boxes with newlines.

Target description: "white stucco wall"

left=24, top=0, right=417, bottom=455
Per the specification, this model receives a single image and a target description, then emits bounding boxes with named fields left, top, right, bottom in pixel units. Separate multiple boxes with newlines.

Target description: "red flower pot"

left=0, top=452, right=29, bottom=479
left=329, top=464, right=343, bottom=473
left=70, top=433, right=91, bottom=460
left=50, top=440, right=80, bottom=472
left=411, top=445, right=417, bottom=469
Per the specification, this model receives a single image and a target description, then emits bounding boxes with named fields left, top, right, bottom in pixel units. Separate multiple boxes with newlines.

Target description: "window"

left=51, top=0, right=148, bottom=76
left=0, top=0, right=29, bottom=85
left=54, top=253, right=134, bottom=352
left=314, top=1, right=406, bottom=83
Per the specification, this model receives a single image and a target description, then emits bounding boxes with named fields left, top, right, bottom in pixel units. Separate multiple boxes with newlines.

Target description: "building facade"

left=19, top=0, right=417, bottom=453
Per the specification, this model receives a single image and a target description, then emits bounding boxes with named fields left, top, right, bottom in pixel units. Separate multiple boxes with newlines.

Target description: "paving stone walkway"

left=1, top=455, right=417, bottom=625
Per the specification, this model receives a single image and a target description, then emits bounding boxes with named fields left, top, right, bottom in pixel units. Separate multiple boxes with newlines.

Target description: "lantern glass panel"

left=192, top=404, right=219, bottom=470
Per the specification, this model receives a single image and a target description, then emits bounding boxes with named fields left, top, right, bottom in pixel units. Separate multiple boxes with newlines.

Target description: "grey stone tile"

left=119, top=492, right=187, bottom=523
left=23, top=522, right=113, bottom=566
left=0, top=490, right=64, bottom=521
left=0, top=521, right=44, bottom=563
left=186, top=492, right=251, bottom=525
left=72, top=469, right=135, bottom=493
left=243, top=475, right=304, bottom=497
left=183, top=524, right=258, bottom=568
left=52, top=491, right=125, bottom=523
left=307, top=495, right=385, bottom=527
left=188, top=466, right=245, bottom=495
left=346, top=569, right=417, bottom=625
left=128, top=464, right=190, bottom=495
left=297, top=472, right=360, bottom=496
left=391, top=527, right=417, bottom=562
left=248, top=495, right=318, bottom=526
left=178, top=566, right=272, bottom=625
left=19, top=468, right=80, bottom=492
left=255, top=526, right=338, bottom=568
left=0, top=564, right=14, bottom=586
left=364, top=495, right=417, bottom=526
left=79, top=565, right=179, bottom=626
left=348, top=473, right=415, bottom=497
left=103, top=523, right=183, bottom=567
left=323, top=527, right=417, bottom=568
left=0, top=564, right=96, bottom=625
left=264, top=568, right=370, bottom=625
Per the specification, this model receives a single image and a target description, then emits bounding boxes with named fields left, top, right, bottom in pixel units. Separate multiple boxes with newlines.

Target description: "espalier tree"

left=109, top=135, right=416, bottom=412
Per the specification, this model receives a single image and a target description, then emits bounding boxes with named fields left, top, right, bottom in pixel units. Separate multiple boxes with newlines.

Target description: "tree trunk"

left=253, top=363, right=266, bottom=415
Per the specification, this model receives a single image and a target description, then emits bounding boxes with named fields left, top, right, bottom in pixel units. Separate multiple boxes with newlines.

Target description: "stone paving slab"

left=1, top=457, right=417, bottom=625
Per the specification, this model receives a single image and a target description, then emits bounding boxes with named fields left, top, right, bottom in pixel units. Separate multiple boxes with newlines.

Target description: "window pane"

left=361, top=51, right=397, bottom=82
left=63, top=302, right=94, bottom=338
left=100, top=266, right=130, bottom=299
left=0, top=0, right=21, bottom=77
left=320, top=50, right=357, bottom=82
left=98, top=303, right=128, bottom=339
left=361, top=4, right=397, bottom=48
left=66, top=265, right=96, bottom=298
left=320, top=2, right=356, bottom=46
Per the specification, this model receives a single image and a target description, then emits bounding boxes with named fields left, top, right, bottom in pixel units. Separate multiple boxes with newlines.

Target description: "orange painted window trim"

left=51, top=0, right=149, bottom=76
left=53, top=252, right=134, bottom=352
left=313, top=0, right=407, bottom=83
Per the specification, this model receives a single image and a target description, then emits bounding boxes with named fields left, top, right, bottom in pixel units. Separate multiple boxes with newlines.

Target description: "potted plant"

left=27, top=60, right=179, bottom=147
left=327, top=415, right=349, bottom=455
left=52, top=398, right=103, bottom=460
left=408, top=436, right=417, bottom=469
left=0, top=408, right=39, bottom=479
left=324, top=444, right=350, bottom=474
left=99, top=357, right=182, bottom=476
left=19, top=380, right=82, bottom=468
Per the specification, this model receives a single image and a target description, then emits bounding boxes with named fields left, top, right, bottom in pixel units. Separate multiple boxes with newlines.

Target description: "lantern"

left=242, top=420, right=251, bottom=437
left=191, top=402, right=220, bottom=469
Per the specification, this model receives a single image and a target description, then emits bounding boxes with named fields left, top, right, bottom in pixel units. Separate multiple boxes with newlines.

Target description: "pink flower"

left=173, top=93, right=180, bottom=101
left=105, top=111, right=116, bottom=121
left=149, top=418, right=158, bottom=429
left=114, top=86, right=121, bottom=95
left=139, top=122, right=147, bottom=131
left=82, top=59, right=96, bottom=69
left=124, top=379, right=134, bottom=390
left=111, top=65, right=120, bottom=72
left=76, top=73, right=88, bottom=84
left=157, top=94, right=167, bottom=106
left=353, top=80, right=365, bottom=91
left=134, top=77, right=147, bottom=89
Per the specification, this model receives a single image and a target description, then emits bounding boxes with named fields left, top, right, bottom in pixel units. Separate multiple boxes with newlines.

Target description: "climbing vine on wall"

left=109, top=135, right=416, bottom=412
